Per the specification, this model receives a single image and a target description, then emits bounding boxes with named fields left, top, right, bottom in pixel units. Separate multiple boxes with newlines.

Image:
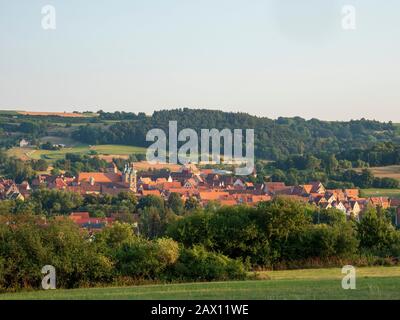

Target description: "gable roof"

left=199, top=191, right=229, bottom=201
left=141, top=190, right=161, bottom=197
left=78, top=172, right=121, bottom=183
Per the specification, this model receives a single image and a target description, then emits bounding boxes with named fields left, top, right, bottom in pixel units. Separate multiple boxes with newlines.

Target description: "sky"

left=0, top=0, right=399, bottom=121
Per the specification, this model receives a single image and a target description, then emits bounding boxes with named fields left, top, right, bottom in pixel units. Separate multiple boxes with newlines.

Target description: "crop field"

left=1, top=267, right=400, bottom=300
left=361, top=188, right=400, bottom=199
left=365, top=166, right=400, bottom=181
left=0, top=110, right=18, bottom=116
left=7, top=144, right=146, bottom=162
left=17, top=111, right=98, bottom=118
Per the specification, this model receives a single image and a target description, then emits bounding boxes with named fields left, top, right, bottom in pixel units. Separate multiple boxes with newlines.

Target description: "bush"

left=42, top=220, right=114, bottom=288
left=0, top=216, right=114, bottom=290
left=0, top=257, right=5, bottom=291
left=116, top=237, right=179, bottom=279
left=171, top=245, right=247, bottom=281
left=156, top=238, right=180, bottom=266
left=357, top=207, right=400, bottom=256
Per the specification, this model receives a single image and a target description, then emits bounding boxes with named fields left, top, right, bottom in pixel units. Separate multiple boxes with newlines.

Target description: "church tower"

left=128, top=162, right=137, bottom=192
left=123, top=163, right=137, bottom=192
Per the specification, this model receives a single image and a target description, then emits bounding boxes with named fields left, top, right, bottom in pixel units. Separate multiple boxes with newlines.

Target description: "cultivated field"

left=17, top=111, right=97, bottom=118
left=133, top=161, right=182, bottom=172
left=1, top=267, right=400, bottom=300
left=364, top=166, right=400, bottom=181
left=7, top=144, right=146, bottom=162
left=361, top=188, right=400, bottom=199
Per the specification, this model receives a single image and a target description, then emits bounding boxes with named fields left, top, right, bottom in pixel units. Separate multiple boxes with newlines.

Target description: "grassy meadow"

left=1, top=267, right=400, bottom=300
left=361, top=188, right=400, bottom=199
left=7, top=144, right=146, bottom=163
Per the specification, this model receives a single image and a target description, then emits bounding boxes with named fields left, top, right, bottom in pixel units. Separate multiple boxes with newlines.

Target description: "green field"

left=361, top=188, right=400, bottom=199
left=7, top=144, right=146, bottom=162
left=1, top=267, right=400, bottom=300
left=0, top=110, right=18, bottom=116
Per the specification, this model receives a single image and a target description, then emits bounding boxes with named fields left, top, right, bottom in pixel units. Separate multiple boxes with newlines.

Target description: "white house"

left=19, top=139, right=29, bottom=147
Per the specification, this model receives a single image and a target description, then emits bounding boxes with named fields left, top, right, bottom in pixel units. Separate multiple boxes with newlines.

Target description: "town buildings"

left=2, top=162, right=399, bottom=229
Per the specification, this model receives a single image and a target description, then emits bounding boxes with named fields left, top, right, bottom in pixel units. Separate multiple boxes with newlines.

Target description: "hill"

left=1, top=108, right=399, bottom=162
left=71, top=109, right=399, bottom=160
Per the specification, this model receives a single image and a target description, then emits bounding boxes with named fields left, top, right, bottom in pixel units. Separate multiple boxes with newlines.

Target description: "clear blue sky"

left=0, top=0, right=399, bottom=121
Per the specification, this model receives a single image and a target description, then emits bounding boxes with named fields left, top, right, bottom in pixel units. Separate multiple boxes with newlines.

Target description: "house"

left=76, top=163, right=137, bottom=194
left=311, top=194, right=328, bottom=205
left=332, top=201, right=347, bottom=214
left=301, top=184, right=314, bottom=194
left=183, top=178, right=197, bottom=189
left=249, top=194, right=272, bottom=204
left=47, top=176, right=68, bottom=190
left=140, top=189, right=162, bottom=197
left=17, top=181, right=31, bottom=199
left=344, top=200, right=361, bottom=217
left=320, top=202, right=332, bottom=210
left=233, top=179, right=246, bottom=189
left=157, top=181, right=182, bottom=190
left=344, top=189, right=360, bottom=199
left=19, top=139, right=29, bottom=147
left=390, top=198, right=400, bottom=208
left=309, top=182, right=326, bottom=194
left=69, top=212, right=113, bottom=231
left=0, top=179, right=24, bottom=200
left=199, top=191, right=230, bottom=204
left=326, top=189, right=347, bottom=202
left=369, top=197, right=391, bottom=209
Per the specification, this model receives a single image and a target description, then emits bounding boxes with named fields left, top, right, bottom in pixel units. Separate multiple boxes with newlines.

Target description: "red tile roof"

left=78, top=172, right=121, bottom=183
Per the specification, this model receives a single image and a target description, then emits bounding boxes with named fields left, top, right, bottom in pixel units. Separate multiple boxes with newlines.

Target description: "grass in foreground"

left=1, top=267, right=400, bottom=300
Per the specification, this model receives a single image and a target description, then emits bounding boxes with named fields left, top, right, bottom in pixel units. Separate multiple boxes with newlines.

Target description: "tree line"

left=261, top=150, right=400, bottom=189
left=1, top=195, right=400, bottom=291
left=71, top=109, right=399, bottom=161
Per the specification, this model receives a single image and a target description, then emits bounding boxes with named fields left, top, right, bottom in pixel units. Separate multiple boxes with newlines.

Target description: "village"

left=1, top=160, right=399, bottom=232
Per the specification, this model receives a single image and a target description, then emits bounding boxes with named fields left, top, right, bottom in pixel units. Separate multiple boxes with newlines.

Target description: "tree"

left=31, top=159, right=48, bottom=171
left=116, top=237, right=179, bottom=278
left=51, top=167, right=61, bottom=176
left=137, top=195, right=164, bottom=211
left=167, top=193, right=184, bottom=215
left=359, top=169, right=374, bottom=188
left=95, top=222, right=137, bottom=255
left=117, top=192, right=137, bottom=208
left=357, top=207, right=400, bottom=256
left=4, top=158, right=34, bottom=183
left=324, top=155, right=339, bottom=174
left=185, top=197, right=200, bottom=211
left=172, top=245, right=246, bottom=281
left=30, top=189, right=83, bottom=215
left=139, top=207, right=164, bottom=239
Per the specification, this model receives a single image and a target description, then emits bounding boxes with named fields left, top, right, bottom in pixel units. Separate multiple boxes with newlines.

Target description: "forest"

left=71, top=109, right=399, bottom=161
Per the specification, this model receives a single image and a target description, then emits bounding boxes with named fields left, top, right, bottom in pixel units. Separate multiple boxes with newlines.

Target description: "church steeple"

left=123, top=162, right=137, bottom=192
